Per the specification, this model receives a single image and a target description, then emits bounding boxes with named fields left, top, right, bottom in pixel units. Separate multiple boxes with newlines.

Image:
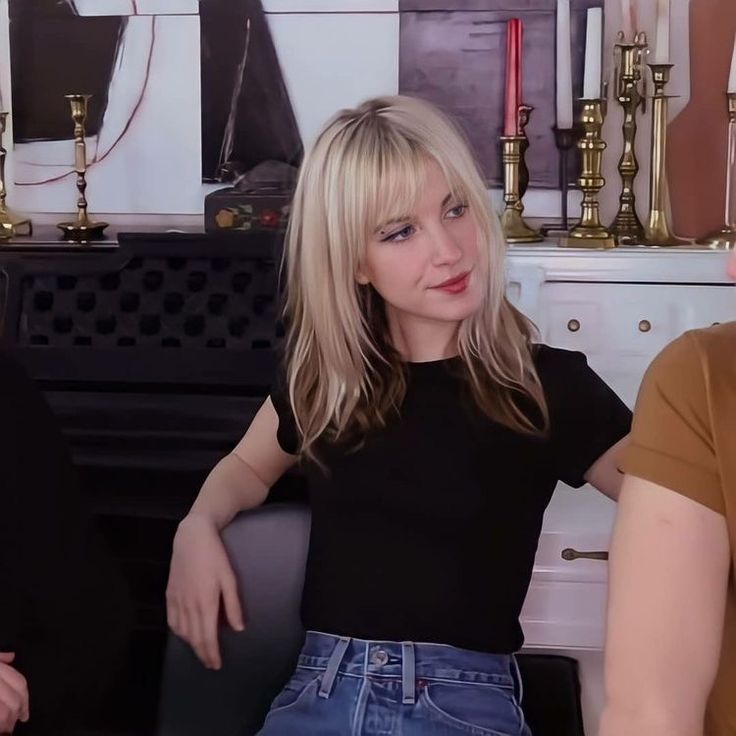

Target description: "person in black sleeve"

left=166, top=95, right=631, bottom=735
left=0, top=351, right=132, bottom=735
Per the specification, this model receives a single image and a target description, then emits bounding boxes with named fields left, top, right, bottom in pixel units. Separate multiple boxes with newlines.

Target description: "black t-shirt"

left=271, top=346, right=631, bottom=653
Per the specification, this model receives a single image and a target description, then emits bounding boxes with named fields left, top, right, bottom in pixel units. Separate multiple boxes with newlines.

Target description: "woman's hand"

left=166, top=514, right=245, bottom=670
left=0, top=653, right=29, bottom=734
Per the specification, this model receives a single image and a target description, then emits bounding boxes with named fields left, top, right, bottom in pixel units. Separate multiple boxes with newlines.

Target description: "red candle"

left=503, top=18, right=523, bottom=136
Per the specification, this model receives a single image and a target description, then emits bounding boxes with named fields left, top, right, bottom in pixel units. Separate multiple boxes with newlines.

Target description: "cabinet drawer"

left=522, top=488, right=614, bottom=649
left=539, top=283, right=734, bottom=358
left=522, top=579, right=607, bottom=650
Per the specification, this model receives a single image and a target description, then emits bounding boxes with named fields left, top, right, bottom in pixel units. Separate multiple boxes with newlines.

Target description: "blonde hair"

left=282, top=95, right=548, bottom=461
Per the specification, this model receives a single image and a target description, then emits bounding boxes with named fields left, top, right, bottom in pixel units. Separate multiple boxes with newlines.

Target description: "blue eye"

left=383, top=224, right=415, bottom=242
left=446, top=204, right=468, bottom=219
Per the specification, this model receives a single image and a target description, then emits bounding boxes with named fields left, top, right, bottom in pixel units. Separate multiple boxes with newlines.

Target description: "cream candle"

left=653, top=0, right=670, bottom=64
left=583, top=8, right=603, bottom=99
left=556, top=0, right=574, bottom=128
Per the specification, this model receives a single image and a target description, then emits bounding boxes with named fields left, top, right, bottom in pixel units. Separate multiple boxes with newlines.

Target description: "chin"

left=428, top=299, right=482, bottom=323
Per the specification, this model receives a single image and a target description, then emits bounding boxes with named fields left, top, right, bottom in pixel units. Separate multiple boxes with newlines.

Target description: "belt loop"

left=401, top=642, right=416, bottom=705
left=318, top=637, right=351, bottom=699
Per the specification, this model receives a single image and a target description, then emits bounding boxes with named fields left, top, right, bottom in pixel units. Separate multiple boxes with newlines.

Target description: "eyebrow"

left=374, top=192, right=455, bottom=235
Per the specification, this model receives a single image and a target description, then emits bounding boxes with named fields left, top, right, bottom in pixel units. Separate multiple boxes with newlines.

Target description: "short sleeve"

left=270, top=362, right=300, bottom=455
left=538, top=346, right=632, bottom=488
left=620, top=332, right=723, bottom=514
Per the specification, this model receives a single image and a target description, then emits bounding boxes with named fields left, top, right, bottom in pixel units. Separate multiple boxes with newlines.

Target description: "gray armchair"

left=156, top=503, right=310, bottom=736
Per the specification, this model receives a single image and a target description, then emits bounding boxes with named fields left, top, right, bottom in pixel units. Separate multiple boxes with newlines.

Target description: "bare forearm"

left=600, top=702, right=704, bottom=736
left=188, top=453, right=270, bottom=530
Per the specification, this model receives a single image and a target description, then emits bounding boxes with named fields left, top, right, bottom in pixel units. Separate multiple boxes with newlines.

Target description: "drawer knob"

left=638, top=319, right=652, bottom=333
left=712, top=322, right=721, bottom=326
left=567, top=319, right=581, bottom=333
left=561, top=548, right=609, bottom=562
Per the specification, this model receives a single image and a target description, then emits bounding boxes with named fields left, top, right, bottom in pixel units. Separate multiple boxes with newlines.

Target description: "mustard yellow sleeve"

left=620, top=331, right=725, bottom=515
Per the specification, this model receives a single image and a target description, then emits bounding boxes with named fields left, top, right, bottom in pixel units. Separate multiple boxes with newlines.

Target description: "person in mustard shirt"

left=601, top=249, right=736, bottom=736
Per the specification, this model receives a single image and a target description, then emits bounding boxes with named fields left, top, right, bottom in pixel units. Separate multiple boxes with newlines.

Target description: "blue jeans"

left=256, top=631, right=532, bottom=736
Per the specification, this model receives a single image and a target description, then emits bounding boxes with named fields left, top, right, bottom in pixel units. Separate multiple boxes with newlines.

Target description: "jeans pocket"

left=418, top=681, right=523, bottom=736
left=265, top=666, right=322, bottom=717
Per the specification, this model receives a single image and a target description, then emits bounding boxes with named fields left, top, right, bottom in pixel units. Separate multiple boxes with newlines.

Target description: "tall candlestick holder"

left=610, top=32, right=647, bottom=244
left=644, top=64, right=687, bottom=246
left=562, top=98, right=615, bottom=249
left=0, top=112, right=32, bottom=239
left=57, top=94, right=108, bottom=241
left=500, top=105, right=542, bottom=244
left=699, top=93, right=736, bottom=249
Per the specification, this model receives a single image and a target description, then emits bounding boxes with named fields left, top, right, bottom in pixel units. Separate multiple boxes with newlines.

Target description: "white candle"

left=583, top=8, right=603, bottom=99
left=621, top=0, right=633, bottom=38
left=729, top=34, right=736, bottom=92
left=556, top=0, right=574, bottom=128
left=653, top=0, right=670, bottom=64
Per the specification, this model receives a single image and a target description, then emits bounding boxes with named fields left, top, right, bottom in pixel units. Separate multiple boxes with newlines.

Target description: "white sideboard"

left=508, top=245, right=735, bottom=735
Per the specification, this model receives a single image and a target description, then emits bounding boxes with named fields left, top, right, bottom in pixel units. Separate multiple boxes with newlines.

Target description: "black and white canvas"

left=7, top=0, right=301, bottom=214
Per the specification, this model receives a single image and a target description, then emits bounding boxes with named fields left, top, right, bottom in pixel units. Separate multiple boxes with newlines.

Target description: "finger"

left=177, top=603, right=192, bottom=644
left=0, top=654, right=14, bottom=664
left=0, top=678, right=23, bottom=724
left=188, top=602, right=215, bottom=670
left=196, top=596, right=222, bottom=670
left=0, top=667, right=26, bottom=699
left=181, top=607, right=209, bottom=670
left=221, top=573, right=245, bottom=632
left=18, top=674, right=29, bottom=723
left=0, top=711, right=16, bottom=734
left=181, top=604, right=209, bottom=669
left=166, top=592, right=181, bottom=635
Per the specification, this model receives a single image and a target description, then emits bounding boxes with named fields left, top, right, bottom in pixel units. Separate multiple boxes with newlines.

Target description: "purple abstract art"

left=399, top=0, right=604, bottom=188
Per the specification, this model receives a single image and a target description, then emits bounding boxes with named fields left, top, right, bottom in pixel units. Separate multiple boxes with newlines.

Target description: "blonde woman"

left=166, top=96, right=630, bottom=735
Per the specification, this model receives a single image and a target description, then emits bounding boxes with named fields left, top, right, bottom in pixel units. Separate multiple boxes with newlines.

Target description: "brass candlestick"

left=57, top=94, right=108, bottom=241
left=644, top=64, right=687, bottom=246
left=500, top=136, right=543, bottom=243
left=610, top=33, right=647, bottom=244
left=699, top=93, right=736, bottom=249
left=501, top=104, right=542, bottom=245
left=0, top=112, right=32, bottom=239
left=563, top=99, right=615, bottom=249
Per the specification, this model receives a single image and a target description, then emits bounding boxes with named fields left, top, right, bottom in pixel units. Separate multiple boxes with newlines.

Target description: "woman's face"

left=356, top=160, right=485, bottom=334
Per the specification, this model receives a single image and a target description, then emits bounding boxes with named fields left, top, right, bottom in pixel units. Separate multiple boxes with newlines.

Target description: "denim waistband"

left=299, top=631, right=519, bottom=706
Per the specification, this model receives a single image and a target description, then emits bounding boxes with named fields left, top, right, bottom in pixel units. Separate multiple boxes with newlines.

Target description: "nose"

left=430, top=224, right=463, bottom=266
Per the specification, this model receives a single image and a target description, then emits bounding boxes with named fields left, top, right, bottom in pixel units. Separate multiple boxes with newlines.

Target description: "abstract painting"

left=399, top=0, right=604, bottom=188
left=7, top=0, right=301, bottom=214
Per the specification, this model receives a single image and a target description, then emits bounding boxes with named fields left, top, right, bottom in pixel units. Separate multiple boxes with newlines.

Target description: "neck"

left=386, top=306, right=460, bottom=363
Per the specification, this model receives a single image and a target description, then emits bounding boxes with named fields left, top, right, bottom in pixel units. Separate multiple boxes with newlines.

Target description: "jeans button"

left=370, top=649, right=389, bottom=666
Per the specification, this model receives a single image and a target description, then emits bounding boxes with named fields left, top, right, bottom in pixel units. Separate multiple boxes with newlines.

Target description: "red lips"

left=431, top=271, right=471, bottom=293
